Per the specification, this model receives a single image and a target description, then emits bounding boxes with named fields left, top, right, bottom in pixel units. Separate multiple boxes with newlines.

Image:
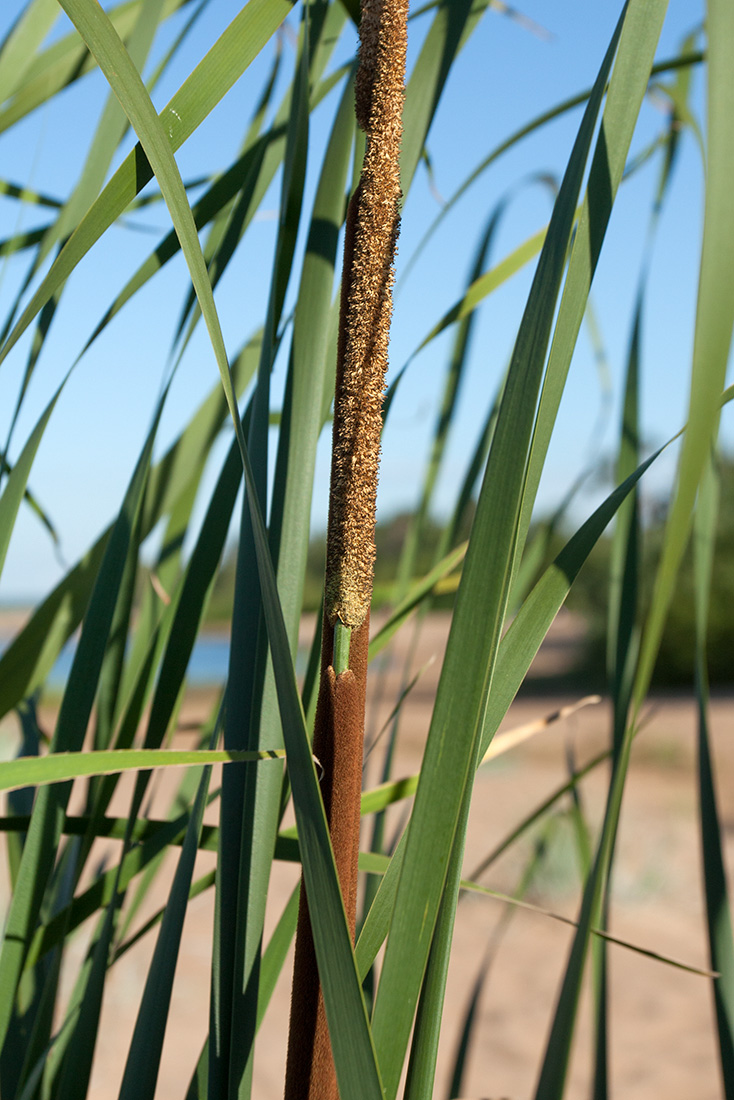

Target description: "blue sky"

left=0, top=0, right=721, bottom=602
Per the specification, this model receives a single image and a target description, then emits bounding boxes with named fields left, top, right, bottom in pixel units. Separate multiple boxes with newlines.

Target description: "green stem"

left=333, top=620, right=352, bottom=673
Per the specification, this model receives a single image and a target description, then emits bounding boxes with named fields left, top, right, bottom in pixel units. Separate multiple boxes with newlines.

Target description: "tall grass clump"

left=0, top=1, right=732, bottom=1099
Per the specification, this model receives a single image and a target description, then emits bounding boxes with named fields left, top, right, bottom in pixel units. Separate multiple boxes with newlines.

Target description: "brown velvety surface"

left=283, top=617, right=370, bottom=1100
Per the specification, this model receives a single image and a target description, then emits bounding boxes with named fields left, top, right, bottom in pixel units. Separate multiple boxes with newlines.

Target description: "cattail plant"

left=284, top=0, right=408, bottom=1095
left=0, top=4, right=732, bottom=1100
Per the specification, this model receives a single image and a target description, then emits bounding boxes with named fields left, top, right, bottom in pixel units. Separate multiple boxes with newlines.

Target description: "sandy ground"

left=1, top=610, right=732, bottom=1099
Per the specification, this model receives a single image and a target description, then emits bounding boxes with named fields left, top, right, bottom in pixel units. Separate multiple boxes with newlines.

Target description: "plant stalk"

left=283, top=0, right=408, bottom=1095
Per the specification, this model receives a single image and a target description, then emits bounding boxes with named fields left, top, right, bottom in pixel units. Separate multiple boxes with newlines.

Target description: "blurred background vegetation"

left=206, top=451, right=734, bottom=685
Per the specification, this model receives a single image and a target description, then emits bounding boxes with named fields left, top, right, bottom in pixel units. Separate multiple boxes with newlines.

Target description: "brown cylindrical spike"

left=283, top=617, right=370, bottom=1100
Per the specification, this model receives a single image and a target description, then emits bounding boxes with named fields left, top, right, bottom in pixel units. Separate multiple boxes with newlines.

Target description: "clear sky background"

left=0, top=0, right=723, bottom=603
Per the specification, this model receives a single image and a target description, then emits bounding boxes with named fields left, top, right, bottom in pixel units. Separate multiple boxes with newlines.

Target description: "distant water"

left=48, top=634, right=234, bottom=688
left=0, top=630, right=309, bottom=690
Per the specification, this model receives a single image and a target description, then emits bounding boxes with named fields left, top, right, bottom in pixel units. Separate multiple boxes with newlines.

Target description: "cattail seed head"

left=324, top=0, right=409, bottom=630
